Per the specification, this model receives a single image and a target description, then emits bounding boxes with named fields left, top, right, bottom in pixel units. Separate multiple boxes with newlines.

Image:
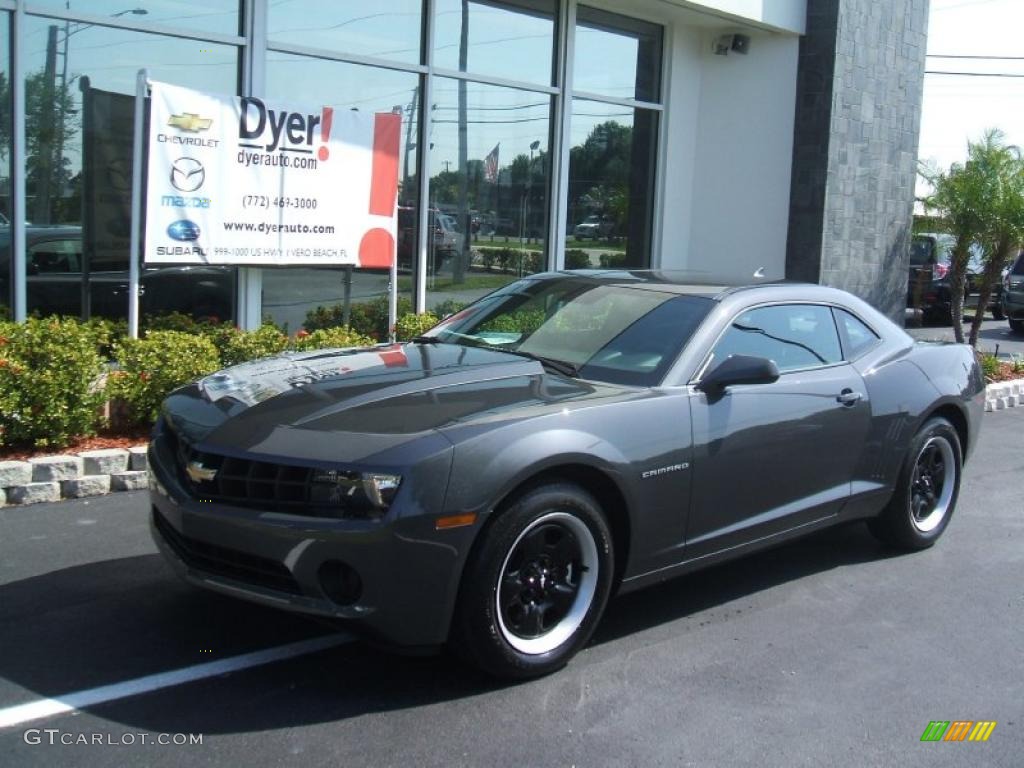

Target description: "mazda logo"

left=167, top=220, right=201, bottom=241
left=170, top=157, right=205, bottom=192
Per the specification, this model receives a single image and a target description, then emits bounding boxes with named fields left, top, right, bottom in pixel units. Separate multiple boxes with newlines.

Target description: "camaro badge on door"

left=186, top=461, right=217, bottom=483
left=642, top=463, right=690, bottom=479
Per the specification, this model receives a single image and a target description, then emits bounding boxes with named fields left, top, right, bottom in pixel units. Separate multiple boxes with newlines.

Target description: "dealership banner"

left=144, top=81, right=400, bottom=267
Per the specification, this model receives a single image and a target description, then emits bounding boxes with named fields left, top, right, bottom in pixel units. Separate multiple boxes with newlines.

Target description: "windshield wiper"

left=502, top=350, right=579, bottom=378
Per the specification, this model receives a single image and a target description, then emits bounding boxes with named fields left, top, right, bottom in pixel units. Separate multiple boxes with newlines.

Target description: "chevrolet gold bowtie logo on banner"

left=168, top=112, right=213, bottom=132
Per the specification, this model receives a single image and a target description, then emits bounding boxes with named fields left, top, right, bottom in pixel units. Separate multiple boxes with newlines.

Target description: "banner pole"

left=128, top=69, right=148, bottom=339
left=388, top=255, right=398, bottom=343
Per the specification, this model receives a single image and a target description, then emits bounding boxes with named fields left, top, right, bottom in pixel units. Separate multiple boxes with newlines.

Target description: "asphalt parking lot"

left=1, top=410, right=1021, bottom=767
left=905, top=312, right=1024, bottom=359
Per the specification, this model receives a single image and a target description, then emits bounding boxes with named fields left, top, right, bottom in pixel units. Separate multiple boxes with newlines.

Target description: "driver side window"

left=710, top=304, right=843, bottom=374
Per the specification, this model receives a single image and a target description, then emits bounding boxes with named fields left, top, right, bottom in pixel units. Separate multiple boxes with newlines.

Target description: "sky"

left=917, top=0, right=1024, bottom=185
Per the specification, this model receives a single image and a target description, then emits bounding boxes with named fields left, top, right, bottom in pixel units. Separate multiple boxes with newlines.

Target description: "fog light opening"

left=318, top=560, right=363, bottom=606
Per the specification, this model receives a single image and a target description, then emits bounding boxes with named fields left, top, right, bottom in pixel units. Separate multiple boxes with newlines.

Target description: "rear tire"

left=868, top=417, right=962, bottom=550
left=1010, top=318, right=1024, bottom=335
left=991, top=305, right=1005, bottom=321
left=451, top=482, right=614, bottom=680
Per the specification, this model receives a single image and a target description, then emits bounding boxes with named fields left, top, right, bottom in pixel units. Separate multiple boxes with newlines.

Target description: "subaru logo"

left=170, top=157, right=205, bottom=192
left=167, top=219, right=201, bottom=241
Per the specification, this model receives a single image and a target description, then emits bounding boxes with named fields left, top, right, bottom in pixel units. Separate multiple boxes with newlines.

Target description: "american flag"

left=484, top=143, right=500, bottom=183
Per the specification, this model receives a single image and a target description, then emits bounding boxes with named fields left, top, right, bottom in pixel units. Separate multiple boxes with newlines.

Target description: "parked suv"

left=908, top=233, right=1004, bottom=323
left=1, top=225, right=234, bottom=320
left=1003, top=251, right=1024, bottom=334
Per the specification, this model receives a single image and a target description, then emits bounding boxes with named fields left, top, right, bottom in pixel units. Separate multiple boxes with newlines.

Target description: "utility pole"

left=36, top=25, right=59, bottom=224
left=454, top=0, right=470, bottom=284
left=402, top=86, right=417, bottom=198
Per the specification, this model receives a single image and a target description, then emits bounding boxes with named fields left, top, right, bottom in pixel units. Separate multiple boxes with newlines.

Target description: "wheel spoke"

left=517, top=602, right=545, bottom=637
left=546, top=528, right=579, bottom=565
left=516, top=526, right=550, bottom=561
left=546, top=583, right=576, bottom=617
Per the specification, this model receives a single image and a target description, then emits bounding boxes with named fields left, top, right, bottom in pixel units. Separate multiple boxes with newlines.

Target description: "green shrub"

left=432, top=299, right=468, bottom=319
left=395, top=312, right=439, bottom=341
left=109, top=331, right=220, bottom=425
left=479, top=309, right=546, bottom=335
left=0, top=317, right=107, bottom=448
left=304, top=296, right=414, bottom=339
left=978, top=351, right=1001, bottom=381
left=599, top=252, right=628, bottom=269
left=565, top=249, right=591, bottom=270
left=290, top=327, right=376, bottom=352
left=523, top=251, right=544, bottom=274
left=495, top=248, right=515, bottom=273
left=480, top=249, right=497, bottom=271
left=83, top=317, right=128, bottom=360
left=214, top=323, right=289, bottom=367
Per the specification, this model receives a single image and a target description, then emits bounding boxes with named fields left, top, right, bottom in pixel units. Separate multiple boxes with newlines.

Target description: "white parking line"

left=0, top=633, right=354, bottom=729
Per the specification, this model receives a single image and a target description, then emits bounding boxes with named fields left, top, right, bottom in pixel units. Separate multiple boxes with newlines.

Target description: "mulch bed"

left=987, top=363, right=1024, bottom=384
left=0, top=426, right=151, bottom=462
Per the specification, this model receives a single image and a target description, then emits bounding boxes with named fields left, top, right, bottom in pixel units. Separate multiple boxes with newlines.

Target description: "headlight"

left=309, top=470, right=402, bottom=518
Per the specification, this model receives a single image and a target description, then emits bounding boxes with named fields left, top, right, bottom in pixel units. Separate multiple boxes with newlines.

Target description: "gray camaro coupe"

left=148, top=271, right=984, bottom=678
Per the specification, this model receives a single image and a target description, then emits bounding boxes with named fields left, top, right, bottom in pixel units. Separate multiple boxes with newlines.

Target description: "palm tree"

left=922, top=129, right=1024, bottom=346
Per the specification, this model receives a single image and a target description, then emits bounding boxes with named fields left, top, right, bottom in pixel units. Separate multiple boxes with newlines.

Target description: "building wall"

left=685, top=32, right=799, bottom=282
left=786, top=0, right=929, bottom=319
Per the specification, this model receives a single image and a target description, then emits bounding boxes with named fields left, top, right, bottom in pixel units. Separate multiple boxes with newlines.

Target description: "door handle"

left=836, top=389, right=862, bottom=406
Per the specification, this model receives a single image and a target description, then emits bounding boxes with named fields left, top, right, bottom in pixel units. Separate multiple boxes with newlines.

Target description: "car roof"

left=526, top=269, right=802, bottom=300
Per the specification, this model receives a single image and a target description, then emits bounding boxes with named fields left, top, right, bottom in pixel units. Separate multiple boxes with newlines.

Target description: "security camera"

left=713, top=33, right=751, bottom=56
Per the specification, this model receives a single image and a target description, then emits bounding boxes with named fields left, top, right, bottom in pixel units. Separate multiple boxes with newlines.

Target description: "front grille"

left=152, top=507, right=302, bottom=595
left=161, top=421, right=372, bottom=518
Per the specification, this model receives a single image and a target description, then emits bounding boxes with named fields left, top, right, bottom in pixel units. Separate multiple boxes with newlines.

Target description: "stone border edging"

left=1, top=447, right=147, bottom=507
left=985, top=377, right=1024, bottom=412
left=1, top=379, right=1021, bottom=507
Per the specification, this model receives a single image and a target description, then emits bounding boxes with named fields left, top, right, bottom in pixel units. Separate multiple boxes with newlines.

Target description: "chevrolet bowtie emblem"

left=186, top=460, right=217, bottom=483
left=168, top=112, right=213, bottom=132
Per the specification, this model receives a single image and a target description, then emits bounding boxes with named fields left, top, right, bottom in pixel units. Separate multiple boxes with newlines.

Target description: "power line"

left=925, top=70, right=1024, bottom=77
left=928, top=54, right=1024, bottom=60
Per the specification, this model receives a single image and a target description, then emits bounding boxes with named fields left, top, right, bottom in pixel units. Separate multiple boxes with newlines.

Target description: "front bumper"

left=147, top=431, right=475, bottom=648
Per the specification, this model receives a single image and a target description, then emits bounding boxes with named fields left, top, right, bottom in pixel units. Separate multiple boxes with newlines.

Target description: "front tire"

left=868, top=417, right=962, bottom=550
left=451, top=483, right=614, bottom=679
left=1009, top=318, right=1024, bottom=335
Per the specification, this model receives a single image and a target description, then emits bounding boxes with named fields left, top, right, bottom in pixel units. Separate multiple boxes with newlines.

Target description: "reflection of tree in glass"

left=0, top=70, right=80, bottom=223
left=569, top=120, right=631, bottom=233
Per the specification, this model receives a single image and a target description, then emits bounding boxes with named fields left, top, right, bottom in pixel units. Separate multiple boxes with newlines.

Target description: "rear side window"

left=834, top=308, right=880, bottom=359
left=709, top=304, right=843, bottom=373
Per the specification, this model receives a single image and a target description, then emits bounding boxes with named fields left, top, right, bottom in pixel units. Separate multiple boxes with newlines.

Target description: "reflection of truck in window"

left=1, top=225, right=235, bottom=320
left=397, top=207, right=462, bottom=275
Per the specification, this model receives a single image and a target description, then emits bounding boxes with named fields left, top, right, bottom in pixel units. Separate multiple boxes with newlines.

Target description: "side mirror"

left=697, top=354, right=779, bottom=396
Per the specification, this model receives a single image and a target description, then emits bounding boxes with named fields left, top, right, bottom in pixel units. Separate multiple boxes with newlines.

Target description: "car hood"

left=162, top=342, right=639, bottom=465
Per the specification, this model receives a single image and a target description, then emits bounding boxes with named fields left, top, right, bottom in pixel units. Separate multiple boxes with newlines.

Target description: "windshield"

left=424, top=277, right=714, bottom=386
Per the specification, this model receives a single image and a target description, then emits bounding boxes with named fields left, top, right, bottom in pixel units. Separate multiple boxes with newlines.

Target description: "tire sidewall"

left=899, top=418, right=962, bottom=546
left=454, top=483, right=614, bottom=679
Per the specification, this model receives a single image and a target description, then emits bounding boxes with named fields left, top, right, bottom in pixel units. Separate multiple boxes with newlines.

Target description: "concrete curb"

left=2, top=446, right=147, bottom=507
left=984, top=378, right=1024, bottom=412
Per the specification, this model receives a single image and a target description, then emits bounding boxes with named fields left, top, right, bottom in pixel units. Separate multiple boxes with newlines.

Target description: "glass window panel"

left=711, top=305, right=843, bottom=373
left=835, top=308, right=880, bottom=359
left=433, top=0, right=556, bottom=87
left=0, top=14, right=10, bottom=318
left=30, top=1, right=241, bottom=37
left=427, top=77, right=551, bottom=311
left=23, top=17, right=238, bottom=320
left=567, top=99, right=657, bottom=268
left=573, top=6, right=662, bottom=103
left=262, top=55, right=419, bottom=335
left=268, top=1, right=423, bottom=65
